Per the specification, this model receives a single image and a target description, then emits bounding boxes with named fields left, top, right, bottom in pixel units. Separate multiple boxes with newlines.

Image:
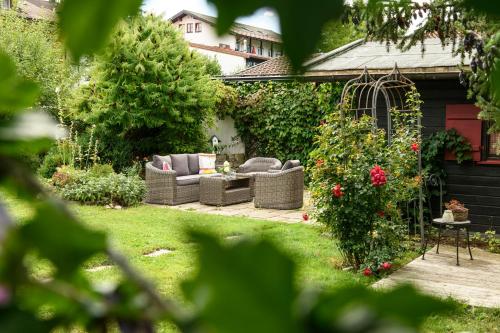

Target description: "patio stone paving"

left=373, top=245, right=500, bottom=308
left=164, top=200, right=309, bottom=224
left=149, top=192, right=314, bottom=224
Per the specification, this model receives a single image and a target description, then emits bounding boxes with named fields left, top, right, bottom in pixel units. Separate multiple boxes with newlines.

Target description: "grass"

left=4, top=194, right=500, bottom=333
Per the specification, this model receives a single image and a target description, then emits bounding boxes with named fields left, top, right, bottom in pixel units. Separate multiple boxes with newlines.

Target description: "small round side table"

left=422, top=218, right=473, bottom=266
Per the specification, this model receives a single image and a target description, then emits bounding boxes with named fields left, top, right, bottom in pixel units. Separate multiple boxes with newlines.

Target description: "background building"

left=169, top=10, right=282, bottom=75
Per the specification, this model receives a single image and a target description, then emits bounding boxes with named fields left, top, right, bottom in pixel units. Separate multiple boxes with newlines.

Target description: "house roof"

left=169, top=9, right=282, bottom=43
left=223, top=38, right=471, bottom=81
left=17, top=0, right=57, bottom=20
left=233, top=56, right=293, bottom=76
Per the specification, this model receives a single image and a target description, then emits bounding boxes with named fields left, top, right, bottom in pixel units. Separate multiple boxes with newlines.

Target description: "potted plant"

left=445, top=199, right=469, bottom=221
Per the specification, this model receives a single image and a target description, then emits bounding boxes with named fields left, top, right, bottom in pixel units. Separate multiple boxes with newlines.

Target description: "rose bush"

left=309, top=89, right=422, bottom=272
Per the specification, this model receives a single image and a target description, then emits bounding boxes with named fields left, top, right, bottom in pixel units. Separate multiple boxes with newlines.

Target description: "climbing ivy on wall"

left=231, top=81, right=343, bottom=166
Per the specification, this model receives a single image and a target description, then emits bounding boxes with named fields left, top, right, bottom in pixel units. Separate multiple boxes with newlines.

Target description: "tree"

left=72, top=14, right=218, bottom=169
left=0, top=10, right=75, bottom=117
left=316, top=21, right=364, bottom=53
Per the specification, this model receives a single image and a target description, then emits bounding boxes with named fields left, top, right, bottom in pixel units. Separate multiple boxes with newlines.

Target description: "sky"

left=143, top=0, right=281, bottom=33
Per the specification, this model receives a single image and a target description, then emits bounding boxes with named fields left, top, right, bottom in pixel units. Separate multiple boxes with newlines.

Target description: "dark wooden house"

left=224, top=38, right=500, bottom=232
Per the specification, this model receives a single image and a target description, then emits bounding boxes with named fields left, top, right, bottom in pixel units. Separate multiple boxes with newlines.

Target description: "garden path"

left=159, top=200, right=310, bottom=224
left=147, top=191, right=314, bottom=224
left=373, top=245, right=500, bottom=308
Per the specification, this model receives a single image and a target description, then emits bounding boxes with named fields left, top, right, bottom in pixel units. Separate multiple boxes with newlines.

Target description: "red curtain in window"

left=445, top=104, right=482, bottom=161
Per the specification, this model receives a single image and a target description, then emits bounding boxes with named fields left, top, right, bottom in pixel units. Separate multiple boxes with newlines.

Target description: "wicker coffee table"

left=200, top=175, right=252, bottom=206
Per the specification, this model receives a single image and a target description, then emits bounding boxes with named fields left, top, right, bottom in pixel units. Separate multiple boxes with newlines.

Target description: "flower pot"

left=451, top=208, right=469, bottom=222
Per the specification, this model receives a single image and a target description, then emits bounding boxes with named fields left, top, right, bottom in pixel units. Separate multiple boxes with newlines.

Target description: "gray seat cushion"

left=152, top=155, right=172, bottom=170
left=171, top=154, right=190, bottom=176
left=176, top=173, right=221, bottom=186
left=282, top=160, right=301, bottom=171
left=187, top=153, right=200, bottom=175
left=176, top=174, right=201, bottom=186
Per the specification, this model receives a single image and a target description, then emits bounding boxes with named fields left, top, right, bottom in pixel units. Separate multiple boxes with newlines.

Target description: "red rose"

left=302, top=212, right=309, bottom=221
left=370, top=165, right=387, bottom=187
left=363, top=267, right=373, bottom=276
left=332, top=184, right=344, bottom=198
left=381, top=262, right=392, bottom=270
left=411, top=143, right=419, bottom=152
left=377, top=211, right=385, bottom=217
left=316, top=159, right=324, bottom=167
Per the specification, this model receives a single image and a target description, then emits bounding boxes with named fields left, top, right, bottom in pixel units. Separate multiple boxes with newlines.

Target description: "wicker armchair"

left=237, top=157, right=282, bottom=196
left=237, top=157, right=282, bottom=173
left=145, top=162, right=199, bottom=205
left=253, top=166, right=304, bottom=210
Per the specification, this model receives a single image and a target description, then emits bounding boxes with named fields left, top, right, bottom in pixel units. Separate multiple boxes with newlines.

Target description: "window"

left=257, top=41, right=263, bottom=55
left=1, top=0, right=11, bottom=9
left=445, top=104, right=500, bottom=162
left=195, top=23, right=202, bottom=32
left=186, top=23, right=193, bottom=33
left=487, top=127, right=500, bottom=159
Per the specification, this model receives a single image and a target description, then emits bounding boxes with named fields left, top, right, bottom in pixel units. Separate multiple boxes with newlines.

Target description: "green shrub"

left=39, top=146, right=65, bottom=178
left=72, top=15, right=220, bottom=169
left=51, top=165, right=86, bottom=188
left=309, top=89, right=422, bottom=272
left=89, top=163, right=114, bottom=177
left=60, top=172, right=145, bottom=207
left=232, top=81, right=342, bottom=168
left=0, top=10, right=77, bottom=116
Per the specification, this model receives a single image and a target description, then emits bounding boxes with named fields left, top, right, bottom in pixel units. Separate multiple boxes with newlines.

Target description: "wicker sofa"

left=145, top=154, right=220, bottom=205
left=253, top=161, right=304, bottom=210
left=236, top=157, right=282, bottom=196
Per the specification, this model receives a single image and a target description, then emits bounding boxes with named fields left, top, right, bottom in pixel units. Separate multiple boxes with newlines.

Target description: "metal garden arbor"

left=340, top=64, right=425, bottom=242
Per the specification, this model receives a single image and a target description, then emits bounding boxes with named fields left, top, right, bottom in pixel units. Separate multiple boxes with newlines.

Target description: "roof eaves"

left=303, top=39, right=365, bottom=67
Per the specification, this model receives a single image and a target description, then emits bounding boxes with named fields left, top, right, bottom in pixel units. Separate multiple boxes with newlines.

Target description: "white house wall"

left=190, top=47, right=246, bottom=75
left=176, top=15, right=236, bottom=48
left=208, top=117, right=245, bottom=155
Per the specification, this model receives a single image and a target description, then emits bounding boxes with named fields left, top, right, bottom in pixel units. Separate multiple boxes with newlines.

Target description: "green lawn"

left=4, top=194, right=500, bottom=333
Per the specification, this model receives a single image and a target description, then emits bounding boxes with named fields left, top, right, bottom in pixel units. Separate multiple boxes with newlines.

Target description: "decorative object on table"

left=441, top=209, right=454, bottom=222
left=445, top=199, right=469, bottom=221
left=218, top=160, right=235, bottom=180
left=198, top=153, right=217, bottom=174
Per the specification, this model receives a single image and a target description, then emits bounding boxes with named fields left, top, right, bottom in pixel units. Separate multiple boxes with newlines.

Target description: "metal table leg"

left=455, top=227, right=460, bottom=266
left=422, top=223, right=429, bottom=260
left=436, top=223, right=442, bottom=254
left=466, top=227, right=473, bottom=260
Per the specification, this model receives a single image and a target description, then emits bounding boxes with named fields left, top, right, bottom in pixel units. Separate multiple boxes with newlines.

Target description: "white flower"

left=223, top=166, right=230, bottom=173
left=223, top=161, right=230, bottom=167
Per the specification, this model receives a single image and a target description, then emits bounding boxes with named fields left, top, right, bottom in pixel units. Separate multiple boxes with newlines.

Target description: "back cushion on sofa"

left=171, top=154, right=190, bottom=176
left=152, top=155, right=172, bottom=170
left=198, top=153, right=216, bottom=174
left=187, top=154, right=200, bottom=175
left=282, top=160, right=301, bottom=171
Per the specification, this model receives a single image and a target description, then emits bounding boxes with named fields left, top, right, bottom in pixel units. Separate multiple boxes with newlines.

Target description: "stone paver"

left=373, top=245, right=500, bottom=308
left=149, top=195, right=313, bottom=224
